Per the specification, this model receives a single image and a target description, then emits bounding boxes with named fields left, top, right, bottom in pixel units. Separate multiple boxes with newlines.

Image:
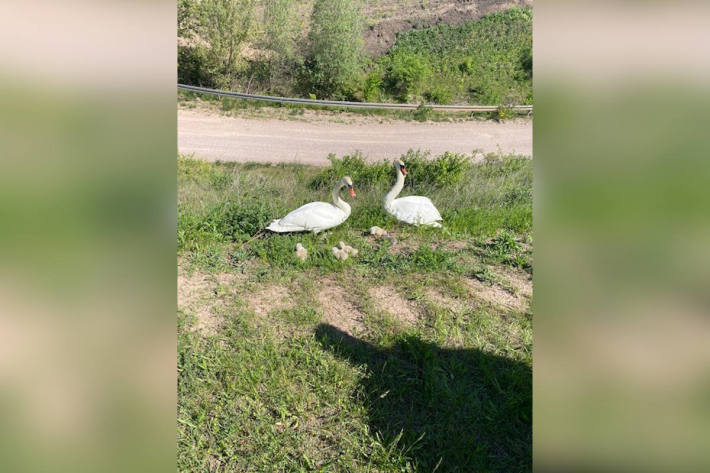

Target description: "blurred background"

left=534, top=1, right=710, bottom=472
left=0, top=1, right=708, bottom=473
left=0, top=2, right=176, bottom=473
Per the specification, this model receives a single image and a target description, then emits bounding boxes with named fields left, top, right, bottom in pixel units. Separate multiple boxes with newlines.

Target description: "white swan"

left=383, top=159, right=442, bottom=227
left=266, top=176, right=356, bottom=234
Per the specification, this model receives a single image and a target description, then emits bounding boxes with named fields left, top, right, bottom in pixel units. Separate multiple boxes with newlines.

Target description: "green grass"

left=372, top=7, right=532, bottom=105
left=177, top=151, right=532, bottom=472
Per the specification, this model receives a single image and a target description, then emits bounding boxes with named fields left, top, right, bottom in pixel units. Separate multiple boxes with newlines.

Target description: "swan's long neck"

left=332, top=181, right=351, bottom=216
left=383, top=170, right=405, bottom=208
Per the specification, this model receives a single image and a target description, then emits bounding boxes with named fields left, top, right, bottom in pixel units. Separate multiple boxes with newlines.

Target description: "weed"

left=412, top=103, right=433, bottom=122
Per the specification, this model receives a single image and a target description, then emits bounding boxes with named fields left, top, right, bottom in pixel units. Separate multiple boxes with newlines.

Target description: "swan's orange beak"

left=401, top=167, right=407, bottom=175
left=349, top=187, right=356, bottom=197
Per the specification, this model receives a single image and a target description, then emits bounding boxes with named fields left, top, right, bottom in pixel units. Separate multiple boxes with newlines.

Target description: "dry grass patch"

left=177, top=270, right=224, bottom=335
left=463, top=277, right=528, bottom=312
left=244, top=284, right=292, bottom=317
left=317, top=279, right=366, bottom=336
left=424, top=288, right=468, bottom=313
left=368, top=285, right=420, bottom=326
left=494, top=267, right=533, bottom=299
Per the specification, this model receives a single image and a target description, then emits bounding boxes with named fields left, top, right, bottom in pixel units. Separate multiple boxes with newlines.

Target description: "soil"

left=316, top=279, right=366, bottom=336
left=245, top=284, right=292, bottom=317
left=462, top=277, right=528, bottom=311
left=368, top=285, right=420, bottom=325
left=177, top=270, right=223, bottom=335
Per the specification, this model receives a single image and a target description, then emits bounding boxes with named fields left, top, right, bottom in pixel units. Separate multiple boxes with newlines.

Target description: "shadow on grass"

left=315, top=324, right=531, bottom=473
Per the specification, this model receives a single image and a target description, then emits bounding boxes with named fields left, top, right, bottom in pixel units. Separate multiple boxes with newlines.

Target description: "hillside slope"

left=363, top=0, right=533, bottom=55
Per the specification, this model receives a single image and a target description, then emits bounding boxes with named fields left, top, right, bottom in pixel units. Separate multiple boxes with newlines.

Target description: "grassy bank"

left=369, top=7, right=532, bottom=105
left=179, top=3, right=532, bottom=105
left=177, top=151, right=532, bottom=472
left=178, top=90, right=530, bottom=123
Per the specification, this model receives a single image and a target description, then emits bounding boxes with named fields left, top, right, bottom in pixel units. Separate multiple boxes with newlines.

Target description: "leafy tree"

left=305, top=0, right=363, bottom=99
left=178, top=0, right=209, bottom=85
left=198, top=0, right=255, bottom=89
left=178, top=0, right=199, bottom=39
left=262, top=0, right=300, bottom=92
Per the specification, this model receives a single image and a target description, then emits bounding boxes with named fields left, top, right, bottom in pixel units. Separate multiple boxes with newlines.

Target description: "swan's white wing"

left=389, top=196, right=442, bottom=226
left=268, top=202, right=346, bottom=232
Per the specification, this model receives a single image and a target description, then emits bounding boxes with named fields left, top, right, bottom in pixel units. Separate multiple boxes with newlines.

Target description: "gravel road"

left=178, top=108, right=532, bottom=165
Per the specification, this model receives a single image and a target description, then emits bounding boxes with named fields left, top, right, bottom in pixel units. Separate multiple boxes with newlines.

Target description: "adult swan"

left=383, top=159, right=442, bottom=227
left=266, top=176, right=356, bottom=234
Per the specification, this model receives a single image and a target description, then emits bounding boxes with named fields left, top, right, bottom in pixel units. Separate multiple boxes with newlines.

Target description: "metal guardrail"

left=178, top=84, right=533, bottom=112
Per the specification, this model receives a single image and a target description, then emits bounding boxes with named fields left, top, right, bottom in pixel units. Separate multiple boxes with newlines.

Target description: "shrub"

left=412, top=104, right=433, bottom=122
left=494, top=105, right=515, bottom=121
left=400, top=150, right=471, bottom=188
left=206, top=199, right=275, bottom=240
left=304, top=0, right=364, bottom=99
left=458, top=57, right=475, bottom=75
left=177, top=198, right=275, bottom=251
left=309, top=152, right=391, bottom=190
left=385, top=52, right=430, bottom=100
left=424, top=87, right=453, bottom=105
left=178, top=207, right=225, bottom=251
left=309, top=150, right=472, bottom=191
left=197, top=0, right=256, bottom=89
left=490, top=229, right=520, bottom=257
left=362, top=72, right=383, bottom=102
left=520, top=43, right=532, bottom=79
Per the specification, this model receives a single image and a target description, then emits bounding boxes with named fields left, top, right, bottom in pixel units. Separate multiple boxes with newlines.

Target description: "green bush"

left=424, top=87, right=453, bottom=105
left=362, top=72, right=383, bottom=102
left=458, top=57, right=475, bottom=75
left=177, top=199, right=276, bottom=251
left=303, top=0, right=364, bottom=99
left=385, top=52, right=430, bottom=100
left=520, top=42, right=532, bottom=80
left=412, top=103, right=433, bottom=122
left=309, top=152, right=392, bottom=190
left=309, top=150, right=472, bottom=191
left=178, top=207, right=225, bottom=251
left=207, top=199, right=275, bottom=240
left=399, top=150, right=471, bottom=188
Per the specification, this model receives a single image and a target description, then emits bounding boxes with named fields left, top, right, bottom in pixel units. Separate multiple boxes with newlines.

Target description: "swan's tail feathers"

left=266, top=219, right=289, bottom=232
left=266, top=219, right=308, bottom=233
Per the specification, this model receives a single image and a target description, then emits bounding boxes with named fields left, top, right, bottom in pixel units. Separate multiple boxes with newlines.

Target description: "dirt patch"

left=385, top=236, right=419, bottom=255
left=177, top=270, right=222, bottom=335
left=245, top=284, right=292, bottom=317
left=494, top=267, right=533, bottom=299
left=369, top=285, right=420, bottom=325
left=177, top=271, right=209, bottom=308
left=439, top=240, right=471, bottom=251
left=425, top=288, right=467, bottom=312
left=463, top=277, right=528, bottom=312
left=317, top=279, right=366, bottom=336
left=215, top=271, right=245, bottom=287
